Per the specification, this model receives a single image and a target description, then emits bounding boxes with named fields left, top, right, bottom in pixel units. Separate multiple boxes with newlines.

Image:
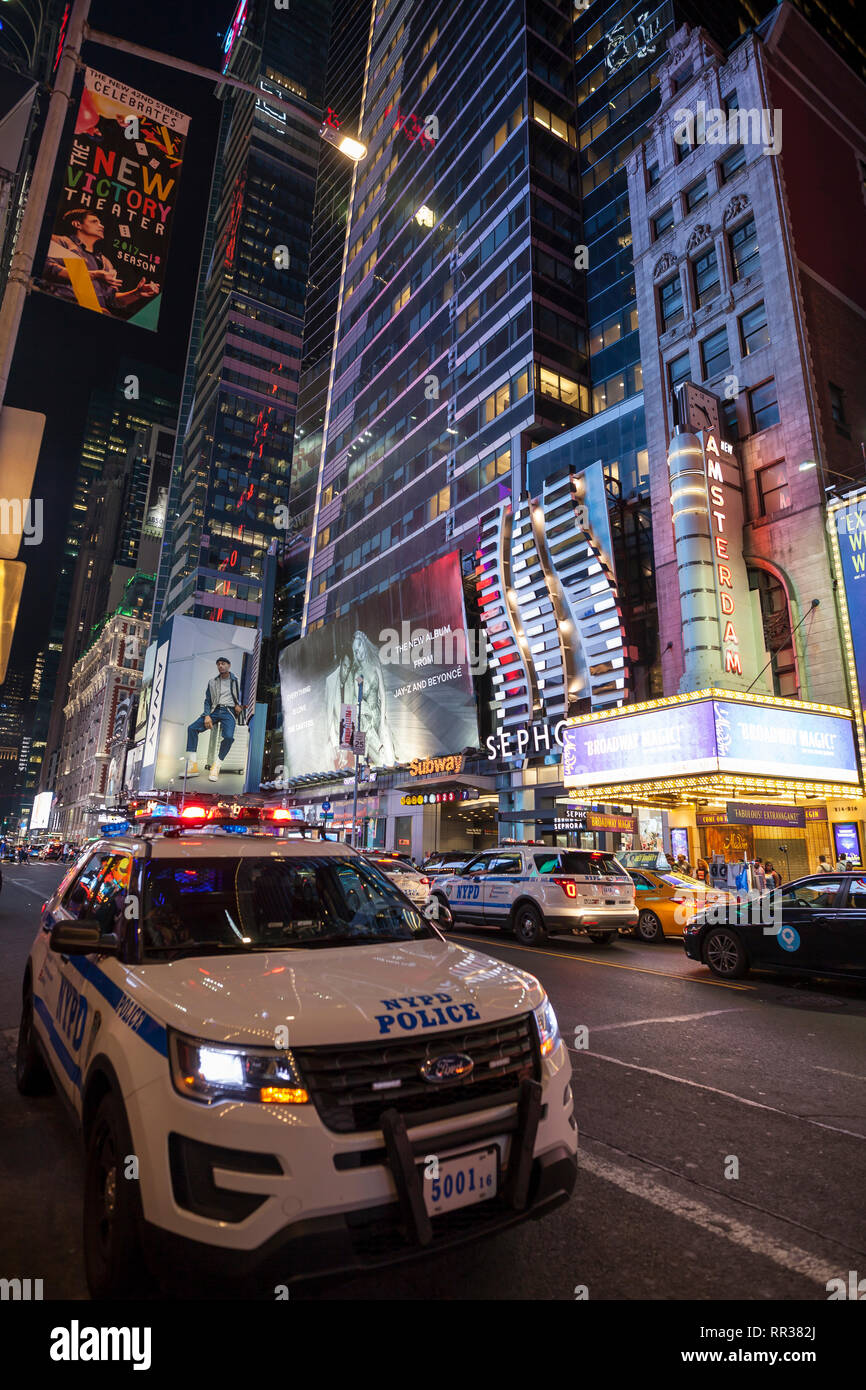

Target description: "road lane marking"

left=451, top=933, right=753, bottom=990
left=590, top=1008, right=745, bottom=1031
left=814, top=1064, right=866, bottom=1083
left=579, top=1149, right=843, bottom=1288
left=573, top=1049, right=866, bottom=1141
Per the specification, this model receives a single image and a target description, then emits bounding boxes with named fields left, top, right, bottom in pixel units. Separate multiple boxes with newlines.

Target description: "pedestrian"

left=694, top=857, right=709, bottom=883
left=753, top=858, right=767, bottom=893
left=817, top=853, right=831, bottom=872
left=765, top=860, right=781, bottom=889
left=834, top=854, right=850, bottom=872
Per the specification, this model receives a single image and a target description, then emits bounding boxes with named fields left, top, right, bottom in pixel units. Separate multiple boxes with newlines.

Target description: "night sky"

left=5, top=0, right=237, bottom=681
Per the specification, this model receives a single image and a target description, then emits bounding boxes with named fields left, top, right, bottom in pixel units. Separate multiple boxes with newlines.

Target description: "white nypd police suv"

left=17, top=830, right=577, bottom=1296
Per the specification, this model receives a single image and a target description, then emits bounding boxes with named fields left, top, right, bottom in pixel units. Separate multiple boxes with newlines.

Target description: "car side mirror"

left=49, top=921, right=119, bottom=956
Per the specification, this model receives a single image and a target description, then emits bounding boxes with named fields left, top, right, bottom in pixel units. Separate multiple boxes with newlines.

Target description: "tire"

left=512, top=902, right=546, bottom=947
left=16, top=982, right=53, bottom=1096
left=637, top=909, right=664, bottom=943
left=83, top=1090, right=147, bottom=1299
left=433, top=893, right=452, bottom=929
left=703, top=927, right=749, bottom=980
left=588, top=931, right=615, bottom=945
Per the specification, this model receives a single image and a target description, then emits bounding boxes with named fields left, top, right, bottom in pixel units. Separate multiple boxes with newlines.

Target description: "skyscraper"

left=154, top=0, right=336, bottom=635
left=35, top=361, right=179, bottom=794
left=302, top=0, right=590, bottom=634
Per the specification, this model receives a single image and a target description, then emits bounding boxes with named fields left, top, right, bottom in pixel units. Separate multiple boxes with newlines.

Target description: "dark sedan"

left=684, top=872, right=866, bottom=982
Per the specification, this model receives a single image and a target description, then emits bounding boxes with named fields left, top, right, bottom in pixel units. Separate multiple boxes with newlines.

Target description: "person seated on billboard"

left=184, top=657, right=244, bottom=782
left=42, top=209, right=159, bottom=317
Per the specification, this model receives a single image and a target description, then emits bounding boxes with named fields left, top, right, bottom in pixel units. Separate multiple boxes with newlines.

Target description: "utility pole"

left=351, top=677, right=363, bottom=849
left=0, top=0, right=91, bottom=411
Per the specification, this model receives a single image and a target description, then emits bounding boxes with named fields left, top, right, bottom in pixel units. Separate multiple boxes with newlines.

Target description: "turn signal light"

left=553, top=878, right=578, bottom=898
left=260, top=1086, right=309, bottom=1104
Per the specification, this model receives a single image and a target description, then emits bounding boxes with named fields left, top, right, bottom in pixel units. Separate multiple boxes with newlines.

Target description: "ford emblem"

left=420, top=1052, right=474, bottom=1083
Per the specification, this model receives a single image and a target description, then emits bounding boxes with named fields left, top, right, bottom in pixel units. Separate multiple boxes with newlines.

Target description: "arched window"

left=748, top=565, right=798, bottom=697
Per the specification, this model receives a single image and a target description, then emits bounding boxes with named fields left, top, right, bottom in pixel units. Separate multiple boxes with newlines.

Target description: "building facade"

left=154, top=0, right=335, bottom=635
left=36, top=364, right=179, bottom=796
left=53, top=576, right=154, bottom=840
left=627, top=9, right=866, bottom=707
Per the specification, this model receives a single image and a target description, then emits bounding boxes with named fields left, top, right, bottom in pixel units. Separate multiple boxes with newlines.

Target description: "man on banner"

left=41, top=209, right=159, bottom=318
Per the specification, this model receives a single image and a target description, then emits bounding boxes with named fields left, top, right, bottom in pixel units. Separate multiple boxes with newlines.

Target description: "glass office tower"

left=154, top=0, right=334, bottom=634
left=303, top=0, right=591, bottom=631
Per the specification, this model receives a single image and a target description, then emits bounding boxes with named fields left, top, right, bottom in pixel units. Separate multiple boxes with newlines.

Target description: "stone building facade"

left=626, top=6, right=866, bottom=708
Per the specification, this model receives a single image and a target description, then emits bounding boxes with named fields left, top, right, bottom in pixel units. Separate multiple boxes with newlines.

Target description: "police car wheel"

left=637, top=910, right=664, bottom=942
left=513, top=904, right=546, bottom=946
left=84, top=1091, right=146, bottom=1299
left=16, top=983, right=53, bottom=1096
left=433, top=893, right=452, bottom=928
left=704, top=927, right=749, bottom=980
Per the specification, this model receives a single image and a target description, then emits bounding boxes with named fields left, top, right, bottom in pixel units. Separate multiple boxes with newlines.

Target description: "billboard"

left=139, top=616, right=260, bottom=794
left=30, top=791, right=54, bottom=831
left=831, top=494, right=866, bottom=724
left=278, top=552, right=479, bottom=779
left=563, top=697, right=860, bottom=788
left=34, top=68, right=189, bottom=330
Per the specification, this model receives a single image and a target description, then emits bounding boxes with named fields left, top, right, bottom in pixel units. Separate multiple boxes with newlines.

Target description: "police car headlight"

left=533, top=996, right=561, bottom=1059
left=168, top=1030, right=309, bottom=1105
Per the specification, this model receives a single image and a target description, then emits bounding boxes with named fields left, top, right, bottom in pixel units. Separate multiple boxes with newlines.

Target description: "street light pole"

left=0, top=0, right=90, bottom=411
left=351, top=677, right=363, bottom=849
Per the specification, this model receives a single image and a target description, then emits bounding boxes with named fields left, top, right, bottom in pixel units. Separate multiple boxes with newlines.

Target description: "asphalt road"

left=2, top=864, right=865, bottom=1301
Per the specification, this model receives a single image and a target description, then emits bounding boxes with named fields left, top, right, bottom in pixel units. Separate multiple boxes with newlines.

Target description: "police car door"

left=481, top=851, right=524, bottom=925
left=37, top=850, right=112, bottom=1104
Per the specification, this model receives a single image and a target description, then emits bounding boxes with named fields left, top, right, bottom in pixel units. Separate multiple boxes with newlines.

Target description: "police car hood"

left=128, top=938, right=544, bottom=1046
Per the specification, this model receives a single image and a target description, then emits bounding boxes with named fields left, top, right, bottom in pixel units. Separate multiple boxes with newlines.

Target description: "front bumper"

left=141, top=1128, right=577, bottom=1291
left=127, top=1037, right=577, bottom=1285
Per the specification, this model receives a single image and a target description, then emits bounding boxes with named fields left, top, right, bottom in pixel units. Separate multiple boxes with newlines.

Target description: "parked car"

left=364, top=854, right=429, bottom=904
left=626, top=867, right=731, bottom=943
left=17, top=831, right=576, bottom=1296
left=422, top=851, right=474, bottom=875
left=431, top=845, right=637, bottom=946
left=684, top=872, right=866, bottom=982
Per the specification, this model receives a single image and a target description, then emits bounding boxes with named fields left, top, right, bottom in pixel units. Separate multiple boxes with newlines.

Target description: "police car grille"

left=295, top=1015, right=538, bottom=1134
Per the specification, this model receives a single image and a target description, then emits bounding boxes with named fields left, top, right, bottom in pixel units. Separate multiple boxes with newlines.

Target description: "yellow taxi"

left=623, top=861, right=728, bottom=943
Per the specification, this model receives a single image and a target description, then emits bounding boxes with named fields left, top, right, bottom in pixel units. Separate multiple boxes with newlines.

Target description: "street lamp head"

left=337, top=134, right=366, bottom=162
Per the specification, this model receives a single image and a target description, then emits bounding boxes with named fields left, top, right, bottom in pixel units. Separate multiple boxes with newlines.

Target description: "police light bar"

left=181, top=805, right=208, bottom=820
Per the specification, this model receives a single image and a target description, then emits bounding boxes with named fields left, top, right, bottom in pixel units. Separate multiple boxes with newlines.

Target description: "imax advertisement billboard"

left=278, top=552, right=479, bottom=780
left=139, top=616, right=260, bottom=795
left=563, top=697, right=860, bottom=788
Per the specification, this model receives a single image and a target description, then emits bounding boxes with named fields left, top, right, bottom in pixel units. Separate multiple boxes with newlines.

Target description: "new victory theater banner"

left=35, top=69, right=189, bottom=330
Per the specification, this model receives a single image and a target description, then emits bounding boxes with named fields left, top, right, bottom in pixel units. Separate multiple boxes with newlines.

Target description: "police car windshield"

left=140, top=855, right=436, bottom=957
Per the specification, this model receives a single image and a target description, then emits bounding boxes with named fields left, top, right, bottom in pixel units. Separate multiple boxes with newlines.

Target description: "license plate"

left=422, top=1145, right=499, bottom=1216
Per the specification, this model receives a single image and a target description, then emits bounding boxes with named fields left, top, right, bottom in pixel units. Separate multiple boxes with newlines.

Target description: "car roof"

left=86, top=835, right=359, bottom=860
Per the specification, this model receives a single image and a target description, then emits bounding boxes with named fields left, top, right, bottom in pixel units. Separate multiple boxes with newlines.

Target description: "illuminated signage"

left=409, top=754, right=465, bottom=777
left=400, top=788, right=478, bottom=805
left=222, top=0, right=248, bottom=73
left=485, top=721, right=567, bottom=761
left=606, top=10, right=662, bottom=73
left=833, top=822, right=862, bottom=865
left=704, top=431, right=744, bottom=678
left=829, top=492, right=866, bottom=735
left=563, top=697, right=860, bottom=789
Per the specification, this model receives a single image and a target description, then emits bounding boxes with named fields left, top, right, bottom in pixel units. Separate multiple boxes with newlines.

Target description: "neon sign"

left=222, top=0, right=248, bottom=74
left=704, top=432, right=742, bottom=677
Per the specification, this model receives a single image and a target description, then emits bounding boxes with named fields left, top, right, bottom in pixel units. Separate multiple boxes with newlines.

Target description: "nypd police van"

left=431, top=846, right=638, bottom=946
left=16, top=832, right=577, bottom=1296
